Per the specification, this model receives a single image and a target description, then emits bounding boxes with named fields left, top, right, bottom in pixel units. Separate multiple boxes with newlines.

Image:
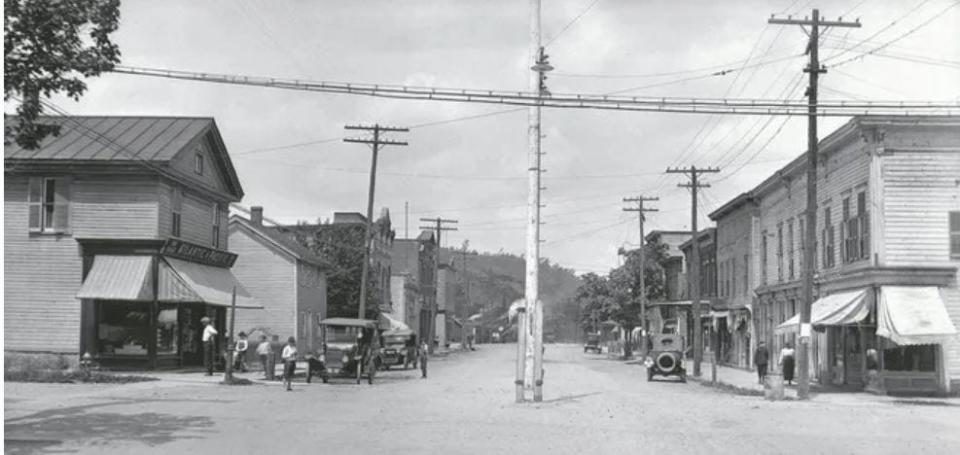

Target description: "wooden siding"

left=167, top=131, right=231, bottom=195
left=177, top=189, right=226, bottom=248
left=228, top=225, right=298, bottom=341
left=297, top=262, right=327, bottom=352
left=716, top=203, right=754, bottom=307
left=4, top=174, right=163, bottom=352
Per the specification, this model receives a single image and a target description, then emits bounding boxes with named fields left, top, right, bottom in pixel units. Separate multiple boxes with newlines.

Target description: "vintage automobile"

left=309, top=318, right=380, bottom=384
left=584, top=333, right=602, bottom=354
left=380, top=328, right=417, bottom=370
left=643, top=334, right=687, bottom=382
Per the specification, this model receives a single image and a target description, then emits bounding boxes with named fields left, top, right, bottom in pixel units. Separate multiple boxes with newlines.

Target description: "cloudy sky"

left=33, top=0, right=960, bottom=274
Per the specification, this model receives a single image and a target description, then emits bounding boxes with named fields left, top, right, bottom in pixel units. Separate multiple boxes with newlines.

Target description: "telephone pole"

left=344, top=124, right=408, bottom=320
left=769, top=9, right=860, bottom=400
left=623, top=196, right=658, bottom=359
left=457, top=241, right=477, bottom=349
left=419, top=217, right=458, bottom=354
left=667, top=166, right=719, bottom=377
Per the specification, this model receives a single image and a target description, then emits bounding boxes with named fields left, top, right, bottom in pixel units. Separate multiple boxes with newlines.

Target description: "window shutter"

left=27, top=177, right=42, bottom=231
left=860, top=215, right=869, bottom=259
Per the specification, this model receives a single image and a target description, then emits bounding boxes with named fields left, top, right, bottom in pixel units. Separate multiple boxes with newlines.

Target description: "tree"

left=4, top=0, right=121, bottom=149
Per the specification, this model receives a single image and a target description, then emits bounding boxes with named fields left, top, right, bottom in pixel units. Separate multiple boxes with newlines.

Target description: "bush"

left=4, top=352, right=157, bottom=384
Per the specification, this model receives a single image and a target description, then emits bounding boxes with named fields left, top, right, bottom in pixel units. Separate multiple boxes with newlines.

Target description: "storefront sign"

left=162, top=238, right=237, bottom=268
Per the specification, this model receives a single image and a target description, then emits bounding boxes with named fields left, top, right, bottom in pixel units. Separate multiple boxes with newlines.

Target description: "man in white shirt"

left=201, top=317, right=218, bottom=376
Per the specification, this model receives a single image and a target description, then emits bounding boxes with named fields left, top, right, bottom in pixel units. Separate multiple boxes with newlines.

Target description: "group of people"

left=753, top=341, right=796, bottom=385
left=200, top=318, right=300, bottom=391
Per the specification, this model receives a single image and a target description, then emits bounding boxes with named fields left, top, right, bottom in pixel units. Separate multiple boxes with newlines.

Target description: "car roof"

left=320, top=317, right=378, bottom=328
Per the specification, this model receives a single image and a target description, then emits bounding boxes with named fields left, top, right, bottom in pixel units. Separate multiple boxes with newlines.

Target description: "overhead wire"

left=544, top=0, right=604, bottom=47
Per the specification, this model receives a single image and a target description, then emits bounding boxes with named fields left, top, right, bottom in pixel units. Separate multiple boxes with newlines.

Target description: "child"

left=234, top=332, right=249, bottom=372
left=419, top=341, right=429, bottom=379
left=282, top=337, right=297, bottom=391
left=256, top=335, right=273, bottom=380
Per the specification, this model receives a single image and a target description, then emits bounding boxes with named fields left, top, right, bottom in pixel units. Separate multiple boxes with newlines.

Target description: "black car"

left=644, top=334, right=686, bottom=382
left=584, top=333, right=602, bottom=354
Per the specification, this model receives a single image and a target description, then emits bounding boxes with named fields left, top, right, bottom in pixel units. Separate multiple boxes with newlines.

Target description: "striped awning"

left=76, top=255, right=153, bottom=301
left=159, top=257, right=261, bottom=309
left=775, top=289, right=868, bottom=334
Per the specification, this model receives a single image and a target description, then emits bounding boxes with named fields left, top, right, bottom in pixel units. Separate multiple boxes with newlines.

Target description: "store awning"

left=775, top=289, right=868, bottom=334
left=76, top=255, right=153, bottom=301
left=159, top=257, right=261, bottom=309
left=877, top=286, right=958, bottom=346
left=379, top=312, right=410, bottom=331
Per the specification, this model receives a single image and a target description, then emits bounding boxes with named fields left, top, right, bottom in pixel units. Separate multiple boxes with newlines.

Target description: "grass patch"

left=696, top=379, right=765, bottom=397
left=5, top=352, right=157, bottom=384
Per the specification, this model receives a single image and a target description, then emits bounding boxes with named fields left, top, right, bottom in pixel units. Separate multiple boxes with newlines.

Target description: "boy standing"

left=234, top=332, right=249, bottom=372
left=282, top=337, right=298, bottom=391
left=256, top=335, right=273, bottom=380
left=201, top=317, right=218, bottom=376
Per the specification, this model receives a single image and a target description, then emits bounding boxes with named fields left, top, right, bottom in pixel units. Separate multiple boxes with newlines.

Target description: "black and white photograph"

left=3, top=0, right=960, bottom=453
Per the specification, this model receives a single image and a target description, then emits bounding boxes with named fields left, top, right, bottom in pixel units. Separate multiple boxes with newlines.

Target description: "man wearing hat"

left=201, top=317, right=218, bottom=376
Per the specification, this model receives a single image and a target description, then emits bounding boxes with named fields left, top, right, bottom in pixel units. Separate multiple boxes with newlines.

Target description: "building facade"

left=390, top=230, right=438, bottom=341
left=228, top=206, right=329, bottom=354
left=645, top=230, right=692, bottom=338
left=680, top=228, right=718, bottom=361
left=4, top=116, right=254, bottom=368
left=729, top=115, right=959, bottom=395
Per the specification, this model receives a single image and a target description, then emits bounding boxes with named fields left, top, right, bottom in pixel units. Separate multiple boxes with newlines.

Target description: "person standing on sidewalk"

left=780, top=342, right=796, bottom=386
left=201, top=317, right=218, bottom=376
left=282, top=337, right=297, bottom=391
left=256, top=335, right=273, bottom=380
left=754, top=341, right=770, bottom=385
left=234, top=332, right=249, bottom=372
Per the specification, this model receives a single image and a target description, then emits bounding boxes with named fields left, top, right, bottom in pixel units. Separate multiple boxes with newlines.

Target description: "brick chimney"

left=250, top=206, right=264, bottom=226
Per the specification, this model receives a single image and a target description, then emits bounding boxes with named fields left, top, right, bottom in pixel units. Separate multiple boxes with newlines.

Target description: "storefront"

left=76, top=238, right=258, bottom=369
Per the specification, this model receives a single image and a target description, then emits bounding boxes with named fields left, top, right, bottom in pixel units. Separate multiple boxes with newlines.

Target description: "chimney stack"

left=251, top=206, right=264, bottom=226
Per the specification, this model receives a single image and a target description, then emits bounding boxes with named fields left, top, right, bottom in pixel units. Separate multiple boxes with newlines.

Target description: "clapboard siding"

left=5, top=176, right=83, bottom=352
left=71, top=176, right=160, bottom=238
left=228, top=226, right=298, bottom=339
left=168, top=132, right=231, bottom=194
left=944, top=279, right=960, bottom=379
left=882, top=151, right=960, bottom=267
left=179, top=190, right=217, bottom=247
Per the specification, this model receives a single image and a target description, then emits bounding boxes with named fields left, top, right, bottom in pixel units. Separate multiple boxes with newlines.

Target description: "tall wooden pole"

left=623, top=196, right=658, bottom=359
left=769, top=8, right=860, bottom=400
left=223, top=286, right=237, bottom=383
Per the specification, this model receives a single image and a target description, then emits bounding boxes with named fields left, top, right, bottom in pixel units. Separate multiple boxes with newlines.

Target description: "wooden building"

left=391, top=230, right=438, bottom=340
left=725, top=115, right=960, bottom=395
left=228, top=206, right=330, bottom=354
left=4, top=116, right=256, bottom=368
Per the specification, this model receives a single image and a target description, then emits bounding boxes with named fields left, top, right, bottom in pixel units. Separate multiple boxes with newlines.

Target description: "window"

left=171, top=188, right=182, bottom=237
left=788, top=220, right=795, bottom=280
left=777, top=223, right=784, bottom=282
left=743, top=254, right=749, bottom=296
left=822, top=207, right=835, bottom=268
left=761, top=232, right=769, bottom=285
left=842, top=192, right=869, bottom=263
left=212, top=202, right=221, bottom=248
left=730, top=259, right=736, bottom=298
left=28, top=177, right=70, bottom=233
left=858, top=192, right=870, bottom=261
left=951, top=212, right=960, bottom=259
left=195, top=152, right=204, bottom=175
left=883, top=345, right=936, bottom=372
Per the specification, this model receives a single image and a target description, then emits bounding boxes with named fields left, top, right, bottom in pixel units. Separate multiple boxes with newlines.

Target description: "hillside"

left=440, top=247, right=582, bottom=342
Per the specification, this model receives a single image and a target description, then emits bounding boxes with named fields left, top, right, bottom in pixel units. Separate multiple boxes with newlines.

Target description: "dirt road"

left=5, top=344, right=960, bottom=454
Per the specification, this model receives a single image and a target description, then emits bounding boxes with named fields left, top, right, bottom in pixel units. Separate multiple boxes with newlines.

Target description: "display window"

left=97, top=301, right=150, bottom=356
left=883, top=345, right=936, bottom=372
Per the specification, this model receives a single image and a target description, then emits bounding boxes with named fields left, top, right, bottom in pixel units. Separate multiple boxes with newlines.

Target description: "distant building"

left=4, top=116, right=254, bottom=368
left=680, top=228, right=718, bottom=360
left=645, top=230, right=693, bottom=338
left=228, top=206, right=330, bottom=353
left=391, top=230, right=437, bottom=341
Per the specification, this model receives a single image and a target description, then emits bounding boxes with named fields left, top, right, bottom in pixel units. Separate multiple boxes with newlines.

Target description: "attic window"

left=195, top=152, right=204, bottom=175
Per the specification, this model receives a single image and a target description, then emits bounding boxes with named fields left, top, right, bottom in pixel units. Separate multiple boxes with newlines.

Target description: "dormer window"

left=195, top=152, right=204, bottom=175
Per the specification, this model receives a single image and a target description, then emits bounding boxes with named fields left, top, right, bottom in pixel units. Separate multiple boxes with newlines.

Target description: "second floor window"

left=822, top=207, right=835, bottom=269
left=788, top=220, right=795, bottom=280
left=950, top=212, right=960, bottom=259
left=777, top=224, right=784, bottom=282
left=212, top=202, right=221, bottom=248
left=171, top=188, right=182, bottom=237
left=28, top=177, right=70, bottom=233
left=842, top=192, right=870, bottom=263
left=761, top=233, right=769, bottom=285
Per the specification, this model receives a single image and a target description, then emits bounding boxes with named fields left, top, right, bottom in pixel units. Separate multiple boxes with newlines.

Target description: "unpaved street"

left=5, top=344, right=960, bottom=454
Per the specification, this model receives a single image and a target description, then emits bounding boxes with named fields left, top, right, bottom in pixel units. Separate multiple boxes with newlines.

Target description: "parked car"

left=309, top=318, right=380, bottom=384
left=644, top=334, right=686, bottom=382
left=380, top=329, right=417, bottom=370
left=584, top=333, right=602, bottom=354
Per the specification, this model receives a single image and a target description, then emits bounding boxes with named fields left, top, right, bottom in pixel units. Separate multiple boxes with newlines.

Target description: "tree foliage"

left=4, top=0, right=121, bottom=149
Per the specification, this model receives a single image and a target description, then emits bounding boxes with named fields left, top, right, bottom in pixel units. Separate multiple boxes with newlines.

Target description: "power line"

left=545, top=0, right=603, bottom=46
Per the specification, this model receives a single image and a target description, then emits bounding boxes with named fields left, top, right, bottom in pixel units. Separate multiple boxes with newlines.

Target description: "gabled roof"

left=229, top=215, right=331, bottom=269
left=5, top=115, right=244, bottom=199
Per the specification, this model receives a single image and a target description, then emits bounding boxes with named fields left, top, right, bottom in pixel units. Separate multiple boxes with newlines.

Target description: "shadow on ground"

left=5, top=399, right=216, bottom=454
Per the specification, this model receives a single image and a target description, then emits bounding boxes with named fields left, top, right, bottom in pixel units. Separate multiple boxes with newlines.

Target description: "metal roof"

left=76, top=255, right=153, bottom=301
left=5, top=116, right=212, bottom=161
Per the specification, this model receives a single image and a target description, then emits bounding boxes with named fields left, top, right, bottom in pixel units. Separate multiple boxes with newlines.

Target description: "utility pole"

left=623, top=196, right=658, bottom=360
left=457, top=241, right=477, bottom=350
left=404, top=201, right=409, bottom=239
left=419, top=217, right=458, bottom=354
left=667, top=166, right=719, bottom=377
left=344, top=124, right=408, bottom=320
left=769, top=9, right=860, bottom=400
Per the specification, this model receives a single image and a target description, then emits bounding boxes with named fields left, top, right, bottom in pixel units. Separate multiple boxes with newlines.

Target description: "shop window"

left=948, top=212, right=960, bottom=259
left=97, top=301, right=150, bottom=356
left=28, top=177, right=70, bottom=233
left=883, top=345, right=936, bottom=372
left=157, top=306, right=179, bottom=355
